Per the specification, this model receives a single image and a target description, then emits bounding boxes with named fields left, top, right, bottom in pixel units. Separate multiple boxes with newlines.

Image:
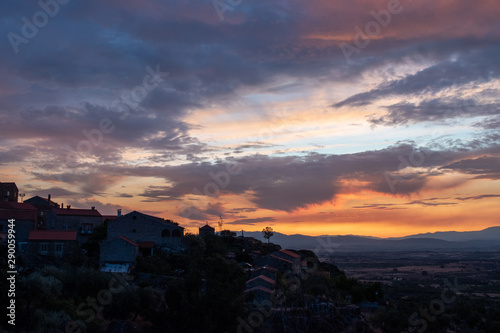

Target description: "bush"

left=34, top=309, right=71, bottom=332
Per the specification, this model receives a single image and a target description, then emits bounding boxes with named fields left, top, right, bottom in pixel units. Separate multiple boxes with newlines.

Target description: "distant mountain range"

left=240, top=226, right=500, bottom=252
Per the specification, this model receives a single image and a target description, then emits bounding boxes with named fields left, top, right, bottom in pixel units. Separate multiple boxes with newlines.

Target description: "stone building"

left=255, top=249, right=301, bottom=272
left=199, top=223, right=215, bottom=238
left=100, top=211, right=184, bottom=271
left=46, top=206, right=103, bottom=244
left=24, top=195, right=60, bottom=229
left=27, top=230, right=78, bottom=258
left=0, top=182, right=18, bottom=202
left=0, top=202, right=38, bottom=251
left=99, top=236, right=139, bottom=273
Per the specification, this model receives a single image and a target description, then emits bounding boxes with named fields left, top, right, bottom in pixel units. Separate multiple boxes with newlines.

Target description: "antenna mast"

left=218, top=214, right=224, bottom=232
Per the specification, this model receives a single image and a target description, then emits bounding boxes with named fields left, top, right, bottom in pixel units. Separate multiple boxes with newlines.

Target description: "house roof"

left=120, top=236, right=138, bottom=246
left=0, top=202, right=37, bottom=210
left=269, top=254, right=294, bottom=264
left=112, top=210, right=183, bottom=229
left=200, top=224, right=215, bottom=230
left=279, top=249, right=301, bottom=258
left=246, top=275, right=276, bottom=285
left=25, top=195, right=59, bottom=207
left=0, top=209, right=37, bottom=221
left=28, top=230, right=77, bottom=241
left=244, top=286, right=274, bottom=294
left=254, top=265, right=278, bottom=272
left=53, top=208, right=102, bottom=217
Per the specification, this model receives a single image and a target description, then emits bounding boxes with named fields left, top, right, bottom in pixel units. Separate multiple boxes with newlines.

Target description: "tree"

left=220, top=230, right=236, bottom=238
left=262, top=226, right=274, bottom=244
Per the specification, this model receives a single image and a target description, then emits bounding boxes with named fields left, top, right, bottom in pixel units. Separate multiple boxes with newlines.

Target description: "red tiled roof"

left=0, top=202, right=37, bottom=210
left=53, top=208, right=102, bottom=217
left=254, top=265, right=278, bottom=272
left=0, top=210, right=37, bottom=221
left=270, top=254, right=294, bottom=264
left=120, top=236, right=138, bottom=246
left=28, top=230, right=77, bottom=241
left=244, top=286, right=274, bottom=294
left=102, top=215, right=118, bottom=221
left=279, top=249, right=300, bottom=258
left=246, top=275, right=276, bottom=285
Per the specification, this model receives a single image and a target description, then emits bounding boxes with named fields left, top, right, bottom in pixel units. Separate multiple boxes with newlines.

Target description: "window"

left=0, top=224, right=3, bottom=232
left=132, top=229, right=137, bottom=233
left=132, top=215, right=137, bottom=220
left=81, top=223, right=94, bottom=234
left=55, top=243, right=63, bottom=255
left=64, top=221, right=71, bottom=229
left=161, top=229, right=170, bottom=237
left=39, top=243, right=49, bottom=254
left=172, top=229, right=181, bottom=237
left=18, top=242, right=27, bottom=253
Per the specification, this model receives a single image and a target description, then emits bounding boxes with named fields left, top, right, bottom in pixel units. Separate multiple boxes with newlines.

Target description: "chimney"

left=67, top=205, right=71, bottom=209
left=91, top=206, right=95, bottom=210
left=117, top=209, right=122, bottom=217
left=48, top=194, right=51, bottom=201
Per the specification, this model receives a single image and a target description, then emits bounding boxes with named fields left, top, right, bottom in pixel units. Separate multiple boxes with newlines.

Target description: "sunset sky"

left=1, top=0, right=499, bottom=237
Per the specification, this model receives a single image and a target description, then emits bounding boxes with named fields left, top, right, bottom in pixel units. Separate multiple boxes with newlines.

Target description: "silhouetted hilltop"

left=241, top=227, right=500, bottom=252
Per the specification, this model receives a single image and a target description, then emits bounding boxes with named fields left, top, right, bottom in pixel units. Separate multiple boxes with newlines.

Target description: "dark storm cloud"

left=228, top=217, right=277, bottom=226
left=0, top=146, right=37, bottom=164
left=2, top=0, right=500, bottom=215
left=441, top=156, right=500, bottom=179
left=369, top=98, right=500, bottom=126
left=334, top=45, right=500, bottom=108
left=24, top=187, right=79, bottom=200
left=96, top=143, right=492, bottom=212
left=352, top=203, right=401, bottom=210
left=354, top=197, right=457, bottom=210
left=1, top=1, right=499, bottom=147
left=456, top=194, right=500, bottom=201
left=406, top=200, right=456, bottom=207
left=139, top=186, right=182, bottom=202
left=474, top=116, right=500, bottom=130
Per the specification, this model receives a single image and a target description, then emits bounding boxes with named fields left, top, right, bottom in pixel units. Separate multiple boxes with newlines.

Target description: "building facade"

left=27, top=230, right=78, bottom=258
left=0, top=182, right=18, bottom=202
left=100, top=211, right=185, bottom=271
left=46, top=207, right=103, bottom=244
